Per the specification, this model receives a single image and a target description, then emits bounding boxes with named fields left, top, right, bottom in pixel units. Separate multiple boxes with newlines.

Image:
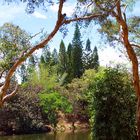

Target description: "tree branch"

left=28, top=28, right=44, bottom=42
left=63, top=14, right=102, bottom=24
left=1, top=0, right=66, bottom=94
left=0, top=0, right=103, bottom=107
left=114, top=0, right=140, bottom=97
left=131, top=44, right=140, bottom=49
left=2, top=83, right=18, bottom=104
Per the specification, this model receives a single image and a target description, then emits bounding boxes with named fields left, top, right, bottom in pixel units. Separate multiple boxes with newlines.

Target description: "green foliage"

left=91, top=46, right=99, bottom=70
left=71, top=23, right=84, bottom=78
left=56, top=69, right=96, bottom=121
left=39, top=91, right=72, bottom=127
left=0, top=23, right=30, bottom=72
left=127, top=16, right=140, bottom=58
left=83, top=39, right=92, bottom=70
left=58, top=40, right=67, bottom=76
left=77, top=0, right=138, bottom=45
left=0, top=85, right=44, bottom=134
left=83, top=40, right=99, bottom=71
left=52, top=48, right=58, bottom=65
left=29, top=64, right=58, bottom=91
left=3, top=0, right=54, bottom=14
left=26, top=55, right=36, bottom=77
left=88, top=67, right=136, bottom=139
left=41, top=46, right=52, bottom=66
left=66, top=43, right=73, bottom=82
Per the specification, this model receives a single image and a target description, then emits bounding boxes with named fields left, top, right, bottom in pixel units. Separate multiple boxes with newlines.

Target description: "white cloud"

left=50, top=3, right=75, bottom=17
left=32, top=11, right=47, bottom=19
left=0, top=3, right=26, bottom=25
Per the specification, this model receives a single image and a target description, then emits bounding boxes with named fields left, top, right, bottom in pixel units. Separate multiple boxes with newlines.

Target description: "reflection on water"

left=0, top=131, right=91, bottom=140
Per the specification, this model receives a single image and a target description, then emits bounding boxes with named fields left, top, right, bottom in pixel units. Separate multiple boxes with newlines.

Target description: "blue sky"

left=0, top=0, right=140, bottom=66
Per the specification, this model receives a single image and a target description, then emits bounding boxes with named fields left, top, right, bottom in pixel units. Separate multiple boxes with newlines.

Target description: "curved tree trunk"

left=113, top=1, right=140, bottom=138
left=137, top=99, right=140, bottom=140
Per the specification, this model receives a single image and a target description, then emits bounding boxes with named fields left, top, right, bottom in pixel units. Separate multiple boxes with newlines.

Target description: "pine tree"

left=43, top=46, right=51, bottom=65
left=72, top=23, right=83, bottom=78
left=91, top=46, right=99, bottom=70
left=58, top=40, right=67, bottom=76
left=66, top=43, right=73, bottom=82
left=28, top=55, right=36, bottom=74
left=40, top=46, right=52, bottom=66
left=51, top=48, right=58, bottom=65
left=20, top=63, right=28, bottom=83
left=83, top=38, right=92, bottom=70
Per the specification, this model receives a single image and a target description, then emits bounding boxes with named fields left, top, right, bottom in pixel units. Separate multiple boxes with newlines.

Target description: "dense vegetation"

left=88, top=67, right=136, bottom=139
left=0, top=18, right=137, bottom=139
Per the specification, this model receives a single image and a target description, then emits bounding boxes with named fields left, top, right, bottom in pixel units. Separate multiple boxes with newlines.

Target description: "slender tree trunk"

left=113, top=1, right=140, bottom=138
left=137, top=98, right=140, bottom=140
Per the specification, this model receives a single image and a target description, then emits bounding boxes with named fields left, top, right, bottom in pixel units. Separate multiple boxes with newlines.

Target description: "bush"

left=88, top=67, right=136, bottom=140
left=0, top=84, right=45, bottom=135
left=39, top=91, right=72, bottom=128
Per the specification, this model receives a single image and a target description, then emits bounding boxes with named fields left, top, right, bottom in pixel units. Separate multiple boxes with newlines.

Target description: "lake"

left=0, top=130, right=91, bottom=140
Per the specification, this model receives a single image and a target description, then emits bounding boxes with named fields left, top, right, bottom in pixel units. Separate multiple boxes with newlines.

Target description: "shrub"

left=0, top=85, right=44, bottom=135
left=88, top=67, right=136, bottom=139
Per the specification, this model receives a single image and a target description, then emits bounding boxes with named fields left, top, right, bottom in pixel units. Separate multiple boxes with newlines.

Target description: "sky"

left=0, top=0, right=140, bottom=66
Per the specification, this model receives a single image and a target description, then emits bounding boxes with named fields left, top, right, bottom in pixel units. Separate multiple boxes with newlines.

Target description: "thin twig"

left=131, top=44, right=140, bottom=49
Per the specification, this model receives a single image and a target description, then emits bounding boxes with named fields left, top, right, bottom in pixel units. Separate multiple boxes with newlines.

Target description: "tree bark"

left=137, top=99, right=140, bottom=140
left=113, top=0, right=140, bottom=138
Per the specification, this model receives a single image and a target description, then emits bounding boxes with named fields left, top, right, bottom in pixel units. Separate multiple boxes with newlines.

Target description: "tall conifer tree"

left=52, top=48, right=58, bottom=65
left=40, top=46, right=52, bottom=66
left=58, top=40, right=67, bottom=76
left=91, top=46, right=99, bottom=70
left=66, top=43, right=73, bottom=82
left=72, top=23, right=83, bottom=78
left=83, top=38, right=92, bottom=70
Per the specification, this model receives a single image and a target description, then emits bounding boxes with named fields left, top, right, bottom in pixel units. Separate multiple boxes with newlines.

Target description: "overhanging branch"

left=63, top=14, right=102, bottom=24
left=131, top=44, right=140, bottom=49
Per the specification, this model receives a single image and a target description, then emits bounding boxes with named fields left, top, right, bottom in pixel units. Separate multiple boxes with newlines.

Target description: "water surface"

left=0, top=131, right=91, bottom=140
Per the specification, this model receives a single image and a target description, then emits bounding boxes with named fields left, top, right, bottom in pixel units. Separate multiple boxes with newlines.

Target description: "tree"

left=76, top=0, right=140, bottom=137
left=91, top=46, right=99, bottom=70
left=26, top=55, right=37, bottom=79
left=72, top=23, right=84, bottom=78
left=41, top=46, right=52, bottom=66
left=0, top=84, right=44, bottom=135
left=88, top=67, right=136, bottom=139
left=83, top=39, right=92, bottom=70
left=0, top=23, right=30, bottom=73
left=94, top=1, right=140, bottom=138
left=39, top=91, right=72, bottom=130
left=19, top=64, right=28, bottom=83
left=66, top=43, right=73, bottom=82
left=51, top=48, right=58, bottom=66
left=0, top=0, right=101, bottom=107
left=58, top=40, right=67, bottom=76
left=1, top=0, right=140, bottom=138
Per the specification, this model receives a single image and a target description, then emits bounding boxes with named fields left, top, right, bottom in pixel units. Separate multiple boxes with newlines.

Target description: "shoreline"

left=0, top=122, right=90, bottom=136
